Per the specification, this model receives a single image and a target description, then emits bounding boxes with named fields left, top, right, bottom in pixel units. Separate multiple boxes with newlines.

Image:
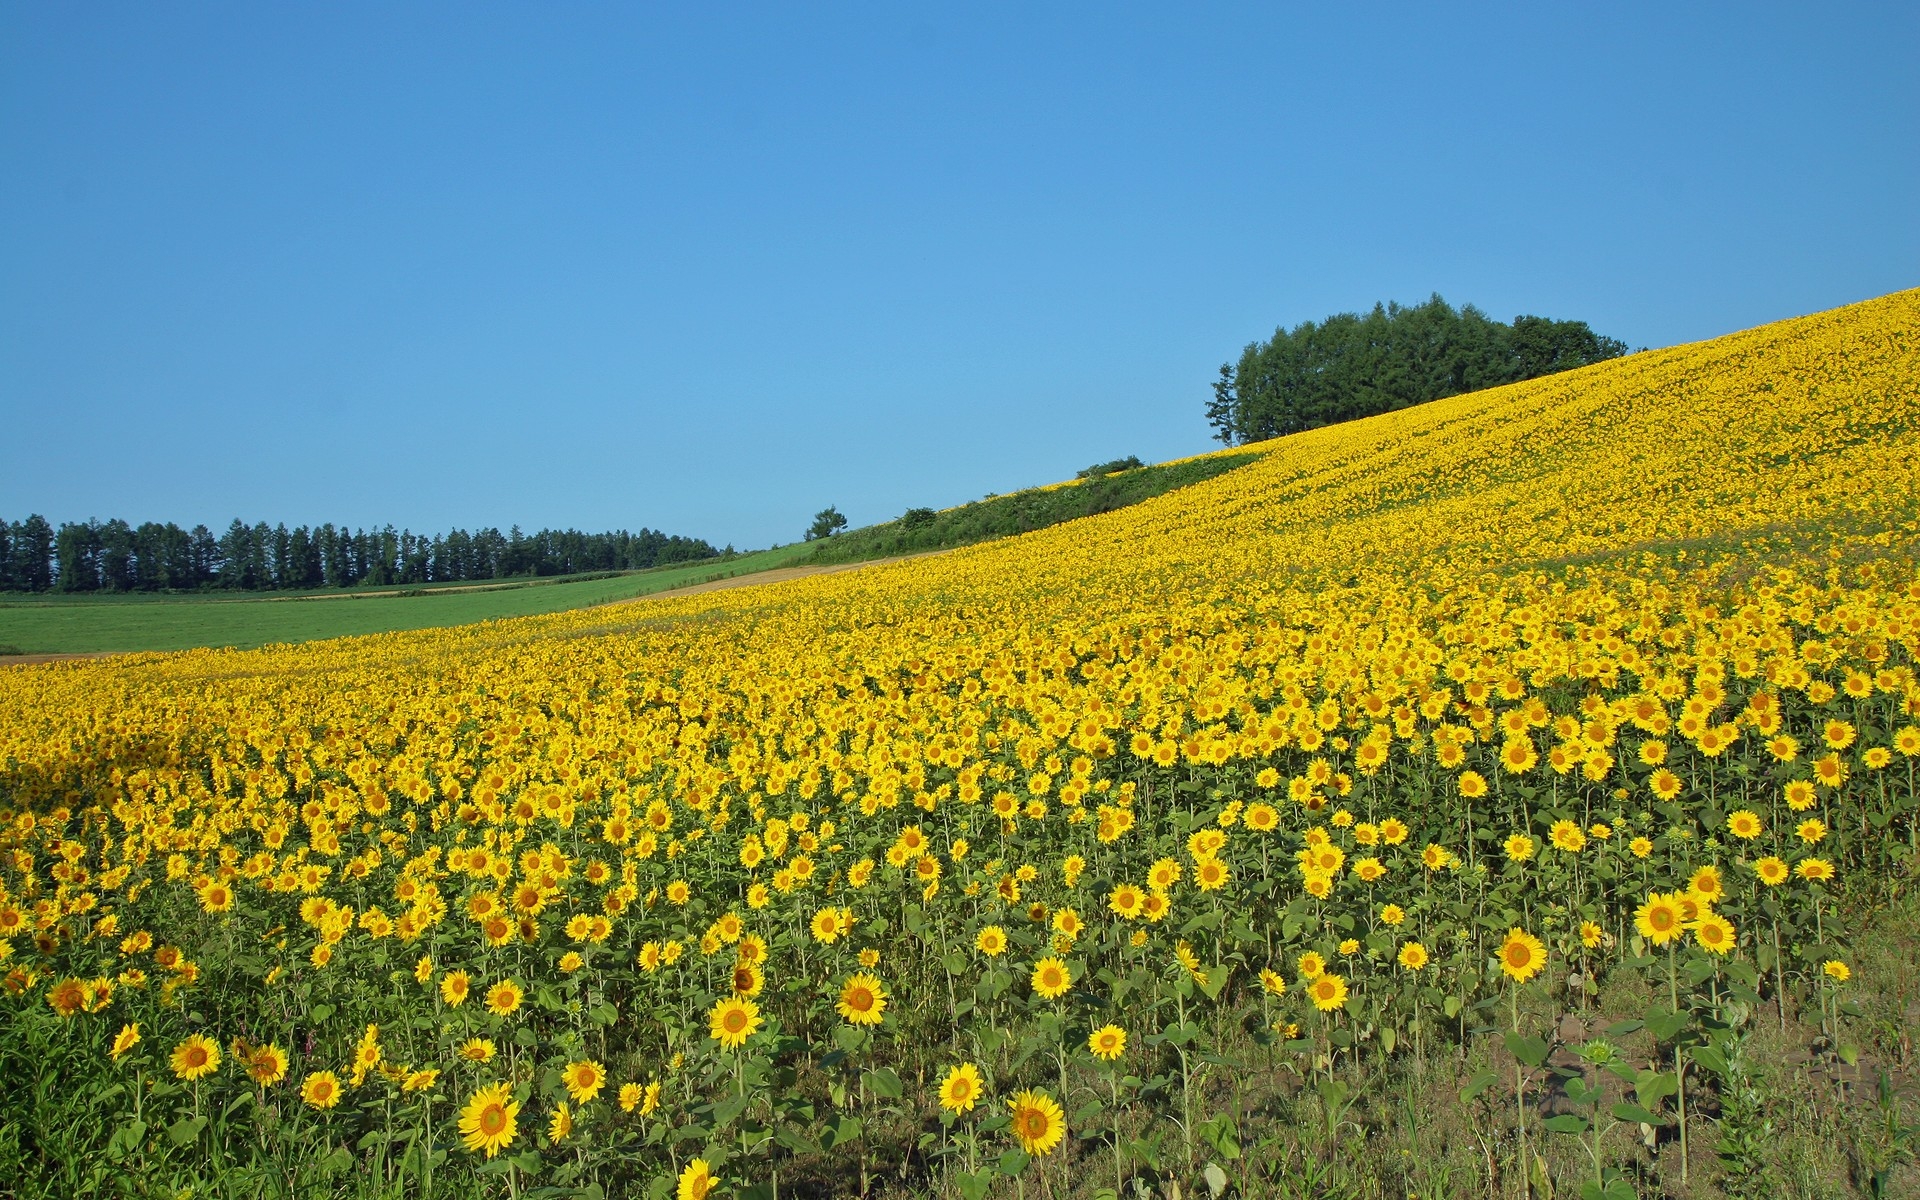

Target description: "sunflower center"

left=724, top=1010, right=748, bottom=1033
left=1016, top=1109, right=1045, bottom=1138
left=480, top=1106, right=506, bottom=1135
left=848, top=988, right=874, bottom=1011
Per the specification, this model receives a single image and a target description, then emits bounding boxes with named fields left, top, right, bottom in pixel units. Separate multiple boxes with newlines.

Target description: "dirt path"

left=598, top=553, right=935, bottom=607
left=1, top=651, right=119, bottom=667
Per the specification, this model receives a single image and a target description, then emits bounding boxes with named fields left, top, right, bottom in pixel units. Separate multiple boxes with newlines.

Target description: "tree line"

left=1206, top=294, right=1629, bottom=445
left=0, top=515, right=718, bottom=594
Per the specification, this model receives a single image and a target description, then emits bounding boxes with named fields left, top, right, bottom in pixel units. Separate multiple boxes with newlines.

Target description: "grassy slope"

left=0, top=451, right=1261, bottom=655
left=0, top=545, right=814, bottom=654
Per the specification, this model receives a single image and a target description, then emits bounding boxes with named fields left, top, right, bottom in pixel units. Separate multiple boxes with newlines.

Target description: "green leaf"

left=822, top=1114, right=863, bottom=1149
left=955, top=1170, right=998, bottom=1200
left=309, top=1003, right=335, bottom=1023
left=1460, top=1070, right=1498, bottom=1103
left=998, top=1148, right=1032, bottom=1176
left=1691, top=1045, right=1729, bottom=1076
left=1505, top=1033, right=1549, bottom=1069
left=166, top=1115, right=207, bottom=1147
left=1612, top=1101, right=1662, bottom=1126
left=863, top=1067, right=903, bottom=1100
left=1543, top=1114, right=1590, bottom=1135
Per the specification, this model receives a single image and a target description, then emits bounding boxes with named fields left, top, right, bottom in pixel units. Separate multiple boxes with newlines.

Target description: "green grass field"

left=0, top=544, right=817, bottom=654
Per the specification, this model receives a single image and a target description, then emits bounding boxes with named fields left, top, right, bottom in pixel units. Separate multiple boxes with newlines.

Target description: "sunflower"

left=1297, top=950, right=1326, bottom=979
left=1107, top=884, right=1145, bottom=920
left=1648, top=769, right=1682, bottom=800
left=170, top=1034, right=220, bottom=1081
left=1088, top=1025, right=1126, bottom=1061
left=1580, top=921, right=1604, bottom=948
left=1147, top=858, right=1182, bottom=892
left=1504, top=834, right=1535, bottom=863
left=110, top=1022, right=141, bottom=1060
left=1690, top=912, right=1736, bottom=956
left=731, top=961, right=765, bottom=997
left=548, top=1102, right=572, bottom=1144
left=1308, top=972, right=1349, bottom=1012
left=1796, top=818, right=1827, bottom=845
left=248, top=1043, right=289, bottom=1086
left=1458, top=772, right=1488, bottom=799
left=1754, top=856, right=1790, bottom=886
left=1634, top=893, right=1685, bottom=945
left=1784, top=780, right=1818, bottom=811
left=1796, top=857, right=1835, bottom=882
left=939, top=1062, right=984, bottom=1113
left=1549, top=820, right=1586, bottom=853
left=403, top=1068, right=439, bottom=1092
left=485, top=979, right=523, bottom=1017
left=836, top=973, right=888, bottom=1026
left=709, top=996, right=762, bottom=1049
left=1689, top=865, right=1725, bottom=904
left=1259, top=968, right=1287, bottom=996
left=1397, top=941, right=1429, bottom=971
left=562, top=1059, right=605, bottom=1104
left=1007, top=1089, right=1066, bottom=1156
left=1030, top=957, right=1071, bottom=1000
left=1822, top=960, right=1850, bottom=983
left=1379, top=903, right=1405, bottom=926
left=677, top=1159, right=717, bottom=1200
left=1498, top=929, right=1546, bottom=982
left=301, top=1070, right=342, bottom=1109
left=460, top=1082, right=519, bottom=1158
left=974, top=925, right=1008, bottom=956
left=1194, top=858, right=1230, bottom=891
left=809, top=908, right=843, bottom=944
left=1726, top=810, right=1763, bottom=840
left=458, top=1037, right=496, bottom=1063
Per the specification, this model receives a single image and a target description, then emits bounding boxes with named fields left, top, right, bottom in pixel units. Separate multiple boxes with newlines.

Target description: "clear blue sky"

left=3, top=4, right=1914, bottom=550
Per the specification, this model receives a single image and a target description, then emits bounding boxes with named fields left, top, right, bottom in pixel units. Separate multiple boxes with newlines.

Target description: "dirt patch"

left=601, top=553, right=941, bottom=607
left=0, top=652, right=120, bottom=668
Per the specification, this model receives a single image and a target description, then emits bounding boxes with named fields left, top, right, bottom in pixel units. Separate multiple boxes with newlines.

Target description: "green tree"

left=806, top=507, right=849, bottom=541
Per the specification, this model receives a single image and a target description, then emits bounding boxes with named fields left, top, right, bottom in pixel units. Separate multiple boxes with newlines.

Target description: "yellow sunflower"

left=709, top=996, right=762, bottom=1049
left=1030, top=957, right=1071, bottom=1000
left=459, top=1082, right=519, bottom=1158
left=1087, top=1025, right=1126, bottom=1061
left=170, top=1034, right=220, bottom=1081
left=836, top=973, right=888, bottom=1026
left=939, top=1062, right=984, bottom=1114
left=1007, top=1089, right=1066, bottom=1156
left=1498, top=928, right=1546, bottom=983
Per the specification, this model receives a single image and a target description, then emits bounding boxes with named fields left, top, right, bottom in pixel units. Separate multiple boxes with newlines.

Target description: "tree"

left=806, top=507, right=849, bottom=541
left=1209, top=295, right=1628, bottom=445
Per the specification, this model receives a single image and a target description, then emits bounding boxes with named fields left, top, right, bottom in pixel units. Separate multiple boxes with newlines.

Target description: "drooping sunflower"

left=110, top=1022, right=140, bottom=1060
left=170, top=1034, right=220, bottom=1081
left=1634, top=892, right=1685, bottom=945
left=562, top=1059, right=605, bottom=1105
left=459, top=1082, right=519, bottom=1158
left=548, top=1101, right=572, bottom=1144
left=1088, top=1025, right=1126, bottom=1061
left=301, top=1070, right=342, bottom=1110
left=939, top=1062, right=983, bottom=1114
left=709, top=996, right=762, bottom=1049
left=836, top=973, right=888, bottom=1026
left=1308, top=972, right=1349, bottom=1012
left=1030, top=957, right=1071, bottom=1000
left=1498, top=928, right=1547, bottom=983
left=1006, top=1089, right=1066, bottom=1156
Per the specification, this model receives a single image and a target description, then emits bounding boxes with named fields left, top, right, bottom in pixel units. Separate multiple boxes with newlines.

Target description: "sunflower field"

left=2, top=290, right=1919, bottom=1199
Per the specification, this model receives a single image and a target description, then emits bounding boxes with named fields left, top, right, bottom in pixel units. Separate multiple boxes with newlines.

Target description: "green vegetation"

left=0, top=546, right=815, bottom=655
left=801, top=450, right=1261, bottom=565
left=1, top=452, right=1262, bottom=654
left=1209, top=294, right=1628, bottom=444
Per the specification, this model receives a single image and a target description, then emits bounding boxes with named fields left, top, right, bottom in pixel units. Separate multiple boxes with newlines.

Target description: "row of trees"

left=1206, top=294, right=1629, bottom=444
left=0, top=515, right=718, bottom=594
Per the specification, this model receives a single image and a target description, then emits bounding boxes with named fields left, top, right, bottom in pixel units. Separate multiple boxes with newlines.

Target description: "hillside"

left=1, top=290, right=1916, bottom=1199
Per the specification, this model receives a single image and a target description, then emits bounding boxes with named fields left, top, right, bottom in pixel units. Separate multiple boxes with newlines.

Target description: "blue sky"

left=2, top=4, right=1914, bottom=550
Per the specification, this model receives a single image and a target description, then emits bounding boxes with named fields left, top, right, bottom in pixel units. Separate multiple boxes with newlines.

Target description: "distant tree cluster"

left=1207, top=295, right=1628, bottom=445
left=0, top=515, right=717, bottom=594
